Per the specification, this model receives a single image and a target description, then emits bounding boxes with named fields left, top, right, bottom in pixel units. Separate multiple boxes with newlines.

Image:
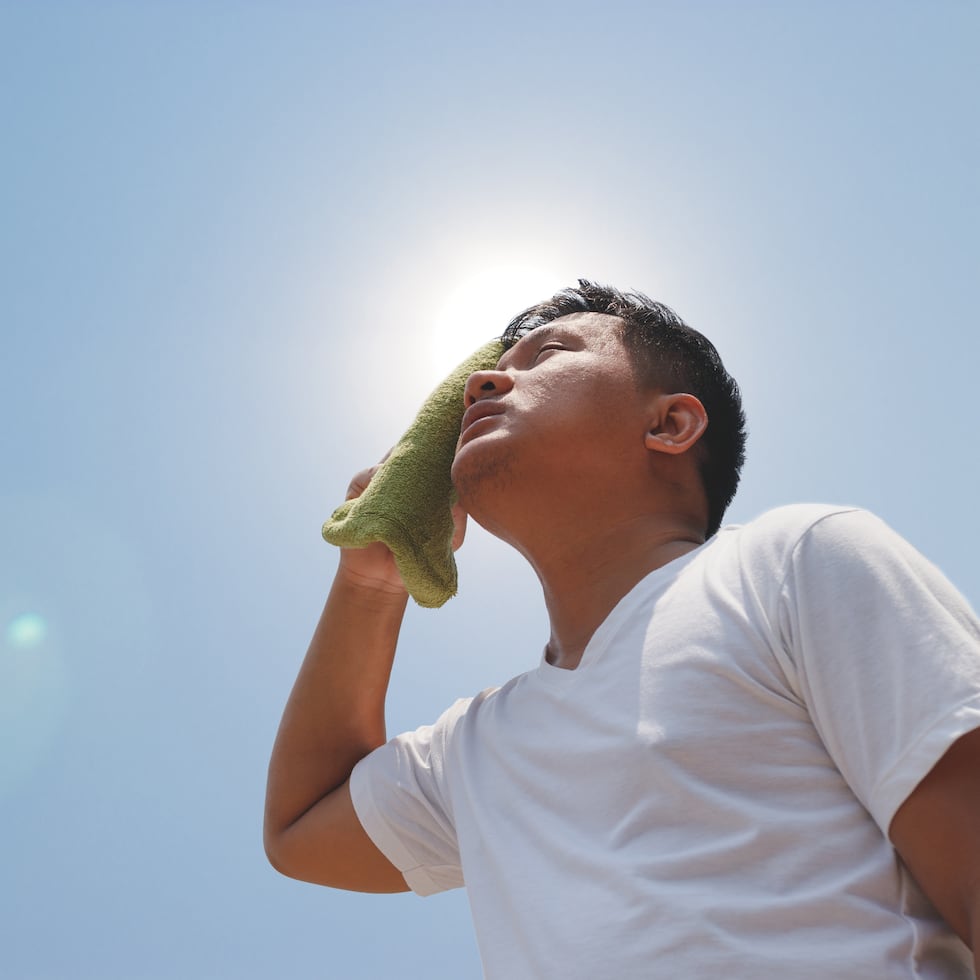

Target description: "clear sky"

left=2, top=2, right=978, bottom=977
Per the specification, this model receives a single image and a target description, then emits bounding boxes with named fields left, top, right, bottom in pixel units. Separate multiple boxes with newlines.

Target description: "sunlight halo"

left=428, top=266, right=567, bottom=380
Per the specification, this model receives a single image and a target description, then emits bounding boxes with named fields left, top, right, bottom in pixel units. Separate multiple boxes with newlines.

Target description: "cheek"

left=539, top=379, right=628, bottom=426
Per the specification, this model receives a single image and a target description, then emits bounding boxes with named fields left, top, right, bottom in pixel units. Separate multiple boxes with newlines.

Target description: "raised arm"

left=263, top=464, right=465, bottom=892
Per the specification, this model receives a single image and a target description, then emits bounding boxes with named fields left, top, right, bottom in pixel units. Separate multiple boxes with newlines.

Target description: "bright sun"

left=428, top=265, right=568, bottom=379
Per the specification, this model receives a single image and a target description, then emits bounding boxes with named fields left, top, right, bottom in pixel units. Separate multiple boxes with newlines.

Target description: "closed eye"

left=533, top=343, right=566, bottom=362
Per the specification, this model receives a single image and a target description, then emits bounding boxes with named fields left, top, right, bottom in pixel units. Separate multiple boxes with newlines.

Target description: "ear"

left=644, top=393, right=708, bottom=456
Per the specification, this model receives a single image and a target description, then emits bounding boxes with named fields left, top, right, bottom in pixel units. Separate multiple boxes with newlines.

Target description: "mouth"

left=459, top=402, right=505, bottom=443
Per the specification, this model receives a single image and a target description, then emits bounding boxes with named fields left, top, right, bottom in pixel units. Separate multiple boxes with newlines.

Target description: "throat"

left=538, top=531, right=705, bottom=673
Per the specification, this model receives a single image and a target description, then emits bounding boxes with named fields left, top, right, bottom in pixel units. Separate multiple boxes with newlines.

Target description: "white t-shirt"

left=351, top=506, right=980, bottom=978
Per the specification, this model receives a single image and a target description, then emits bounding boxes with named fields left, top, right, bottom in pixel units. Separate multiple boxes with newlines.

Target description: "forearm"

left=264, top=563, right=408, bottom=842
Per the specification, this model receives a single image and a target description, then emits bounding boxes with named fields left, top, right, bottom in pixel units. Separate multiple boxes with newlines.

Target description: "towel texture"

left=322, top=339, right=505, bottom=608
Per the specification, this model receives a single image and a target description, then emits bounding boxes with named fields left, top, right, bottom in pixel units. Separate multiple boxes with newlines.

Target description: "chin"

left=451, top=441, right=514, bottom=522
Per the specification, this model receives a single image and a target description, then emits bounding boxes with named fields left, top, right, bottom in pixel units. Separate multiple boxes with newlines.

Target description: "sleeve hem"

left=871, top=698, right=980, bottom=835
left=348, top=755, right=448, bottom=898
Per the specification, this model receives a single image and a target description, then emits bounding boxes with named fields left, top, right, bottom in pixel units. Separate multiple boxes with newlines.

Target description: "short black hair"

left=500, top=279, right=747, bottom=538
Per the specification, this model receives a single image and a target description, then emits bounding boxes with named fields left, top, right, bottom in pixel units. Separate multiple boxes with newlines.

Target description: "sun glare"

left=428, top=265, right=567, bottom=379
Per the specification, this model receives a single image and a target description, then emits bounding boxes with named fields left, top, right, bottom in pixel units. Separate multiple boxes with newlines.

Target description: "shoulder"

left=724, top=503, right=865, bottom=541
left=710, top=504, right=928, bottom=595
left=429, top=675, right=541, bottom=749
left=389, top=677, right=530, bottom=761
left=728, top=506, right=971, bottom=629
left=713, top=503, right=864, bottom=570
left=427, top=685, right=507, bottom=738
left=721, top=503, right=910, bottom=556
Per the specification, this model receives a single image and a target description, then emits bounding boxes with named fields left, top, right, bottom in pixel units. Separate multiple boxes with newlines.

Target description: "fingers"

left=344, top=451, right=392, bottom=501
left=345, top=465, right=379, bottom=501
left=450, top=501, right=467, bottom=552
left=345, top=453, right=467, bottom=554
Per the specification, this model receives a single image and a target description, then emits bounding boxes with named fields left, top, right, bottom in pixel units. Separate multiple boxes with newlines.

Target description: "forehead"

left=498, top=312, right=625, bottom=365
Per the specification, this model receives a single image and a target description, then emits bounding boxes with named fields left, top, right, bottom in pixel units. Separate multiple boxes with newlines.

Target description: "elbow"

left=263, top=820, right=315, bottom=884
left=263, top=823, right=285, bottom=875
left=264, top=834, right=302, bottom=881
left=263, top=820, right=296, bottom=879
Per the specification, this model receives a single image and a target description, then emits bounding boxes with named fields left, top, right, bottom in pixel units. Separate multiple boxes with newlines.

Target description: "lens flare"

left=6, top=612, right=47, bottom=649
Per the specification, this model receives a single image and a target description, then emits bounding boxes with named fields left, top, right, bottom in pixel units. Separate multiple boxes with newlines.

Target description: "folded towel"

left=322, top=339, right=505, bottom=608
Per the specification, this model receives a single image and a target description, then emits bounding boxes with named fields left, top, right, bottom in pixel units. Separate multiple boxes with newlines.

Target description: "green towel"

left=322, top=339, right=506, bottom=608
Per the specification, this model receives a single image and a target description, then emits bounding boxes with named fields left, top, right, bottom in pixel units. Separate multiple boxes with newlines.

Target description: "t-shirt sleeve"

left=349, top=698, right=469, bottom=897
left=778, top=509, right=980, bottom=836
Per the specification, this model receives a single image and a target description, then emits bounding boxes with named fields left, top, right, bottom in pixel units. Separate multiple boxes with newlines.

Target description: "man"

left=265, top=282, right=980, bottom=977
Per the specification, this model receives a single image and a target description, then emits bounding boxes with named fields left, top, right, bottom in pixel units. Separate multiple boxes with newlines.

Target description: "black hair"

left=500, top=279, right=747, bottom=538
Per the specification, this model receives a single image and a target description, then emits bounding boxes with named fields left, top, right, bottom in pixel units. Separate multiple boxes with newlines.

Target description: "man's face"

left=451, top=312, right=652, bottom=515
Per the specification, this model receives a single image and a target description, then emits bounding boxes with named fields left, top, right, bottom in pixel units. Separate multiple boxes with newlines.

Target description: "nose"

left=463, top=369, right=513, bottom=407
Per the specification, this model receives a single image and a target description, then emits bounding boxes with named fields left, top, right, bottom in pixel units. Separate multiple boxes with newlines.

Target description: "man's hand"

left=338, top=457, right=468, bottom=595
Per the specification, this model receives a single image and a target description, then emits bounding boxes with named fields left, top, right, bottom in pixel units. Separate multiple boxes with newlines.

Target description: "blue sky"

left=2, top=3, right=978, bottom=977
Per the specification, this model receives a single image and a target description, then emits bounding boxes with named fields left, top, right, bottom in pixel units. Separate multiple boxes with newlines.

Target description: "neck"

left=514, top=512, right=705, bottom=671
